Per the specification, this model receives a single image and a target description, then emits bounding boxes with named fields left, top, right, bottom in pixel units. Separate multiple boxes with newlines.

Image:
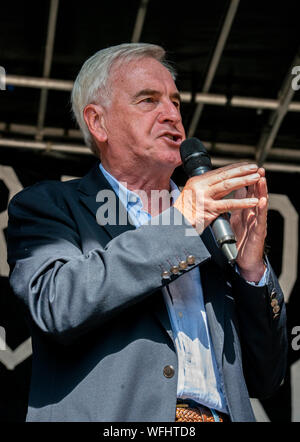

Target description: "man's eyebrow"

left=171, top=92, right=181, bottom=102
left=132, top=89, right=160, bottom=100
left=132, top=89, right=181, bottom=102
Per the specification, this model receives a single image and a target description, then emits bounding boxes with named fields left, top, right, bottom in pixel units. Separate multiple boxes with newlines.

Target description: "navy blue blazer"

left=7, top=162, right=287, bottom=422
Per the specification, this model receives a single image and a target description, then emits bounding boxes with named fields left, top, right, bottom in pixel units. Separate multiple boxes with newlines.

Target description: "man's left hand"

left=230, top=167, right=268, bottom=283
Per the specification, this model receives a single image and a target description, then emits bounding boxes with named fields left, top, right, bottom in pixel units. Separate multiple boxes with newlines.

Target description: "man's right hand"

left=173, top=162, right=261, bottom=234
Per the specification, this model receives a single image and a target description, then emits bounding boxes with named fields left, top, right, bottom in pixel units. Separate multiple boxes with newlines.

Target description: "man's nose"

left=157, top=100, right=181, bottom=124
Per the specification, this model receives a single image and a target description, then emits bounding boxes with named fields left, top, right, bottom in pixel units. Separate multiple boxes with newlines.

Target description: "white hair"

left=71, top=43, right=177, bottom=156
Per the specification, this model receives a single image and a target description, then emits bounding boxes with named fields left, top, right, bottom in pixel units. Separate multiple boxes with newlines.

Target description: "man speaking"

left=7, top=43, right=287, bottom=422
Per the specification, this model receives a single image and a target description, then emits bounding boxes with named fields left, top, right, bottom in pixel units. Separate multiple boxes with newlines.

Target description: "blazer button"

left=271, top=299, right=278, bottom=307
left=270, top=289, right=277, bottom=299
left=163, top=365, right=175, bottom=378
left=179, top=260, right=188, bottom=271
left=161, top=270, right=171, bottom=280
left=187, top=255, right=195, bottom=265
left=170, top=265, right=179, bottom=275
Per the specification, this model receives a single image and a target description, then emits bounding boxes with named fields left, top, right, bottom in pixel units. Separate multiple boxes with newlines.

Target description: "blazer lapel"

left=78, top=162, right=136, bottom=240
left=78, top=163, right=173, bottom=341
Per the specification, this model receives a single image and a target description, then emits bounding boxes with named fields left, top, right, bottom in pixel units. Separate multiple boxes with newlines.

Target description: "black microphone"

left=180, top=137, right=238, bottom=265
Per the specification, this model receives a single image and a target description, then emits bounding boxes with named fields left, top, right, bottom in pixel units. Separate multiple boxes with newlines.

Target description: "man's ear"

left=83, top=104, right=108, bottom=143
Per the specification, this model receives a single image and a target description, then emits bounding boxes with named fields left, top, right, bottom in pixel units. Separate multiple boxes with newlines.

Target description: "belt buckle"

left=176, top=403, right=189, bottom=409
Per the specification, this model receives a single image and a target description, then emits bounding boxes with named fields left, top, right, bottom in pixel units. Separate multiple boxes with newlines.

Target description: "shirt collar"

left=99, top=162, right=180, bottom=213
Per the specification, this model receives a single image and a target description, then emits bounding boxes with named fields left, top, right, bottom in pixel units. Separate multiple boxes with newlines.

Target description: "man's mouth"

left=165, top=134, right=181, bottom=142
left=160, top=132, right=183, bottom=144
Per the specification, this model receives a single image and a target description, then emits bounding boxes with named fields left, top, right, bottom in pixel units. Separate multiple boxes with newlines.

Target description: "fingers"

left=203, top=162, right=259, bottom=186
left=258, top=175, right=268, bottom=198
left=256, top=177, right=268, bottom=232
left=209, top=172, right=261, bottom=199
left=253, top=168, right=268, bottom=204
left=235, top=174, right=268, bottom=237
left=212, top=197, right=259, bottom=214
left=179, top=162, right=269, bottom=230
left=250, top=174, right=268, bottom=211
left=187, top=163, right=261, bottom=200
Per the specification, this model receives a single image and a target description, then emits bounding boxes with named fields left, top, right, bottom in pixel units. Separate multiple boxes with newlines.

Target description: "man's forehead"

left=110, top=57, right=178, bottom=93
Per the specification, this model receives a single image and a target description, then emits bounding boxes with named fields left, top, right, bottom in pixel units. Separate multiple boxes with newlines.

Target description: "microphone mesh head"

left=180, top=138, right=212, bottom=176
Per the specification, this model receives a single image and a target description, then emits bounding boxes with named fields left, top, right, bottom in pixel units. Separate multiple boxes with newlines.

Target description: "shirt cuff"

left=235, top=262, right=269, bottom=286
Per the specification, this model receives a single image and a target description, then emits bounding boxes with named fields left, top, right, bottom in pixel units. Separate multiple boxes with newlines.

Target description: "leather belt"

left=176, top=400, right=229, bottom=422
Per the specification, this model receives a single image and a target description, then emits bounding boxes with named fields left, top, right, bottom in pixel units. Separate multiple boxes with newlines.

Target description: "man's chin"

left=154, top=157, right=181, bottom=172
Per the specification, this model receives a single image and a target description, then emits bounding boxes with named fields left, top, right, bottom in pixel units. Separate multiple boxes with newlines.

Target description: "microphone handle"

left=211, top=215, right=238, bottom=265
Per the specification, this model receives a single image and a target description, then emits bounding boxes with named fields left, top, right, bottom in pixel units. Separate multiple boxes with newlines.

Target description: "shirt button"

left=163, top=365, right=175, bottom=378
left=178, top=312, right=183, bottom=318
left=128, top=194, right=138, bottom=203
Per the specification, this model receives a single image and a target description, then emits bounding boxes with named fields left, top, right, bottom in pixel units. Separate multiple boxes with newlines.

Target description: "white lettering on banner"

left=291, top=66, right=300, bottom=91
left=0, top=166, right=23, bottom=277
left=0, top=326, right=6, bottom=350
left=268, top=194, right=299, bottom=303
left=0, top=337, right=32, bottom=370
left=0, top=167, right=32, bottom=370
left=0, top=66, right=5, bottom=90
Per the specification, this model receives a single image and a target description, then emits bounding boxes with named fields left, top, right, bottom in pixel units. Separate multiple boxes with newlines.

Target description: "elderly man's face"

left=101, top=57, right=186, bottom=173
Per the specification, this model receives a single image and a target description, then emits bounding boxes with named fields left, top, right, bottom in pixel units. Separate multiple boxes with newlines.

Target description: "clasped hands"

left=174, top=163, right=268, bottom=283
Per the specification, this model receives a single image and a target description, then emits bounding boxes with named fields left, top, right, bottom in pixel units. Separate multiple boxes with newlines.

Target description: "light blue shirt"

left=99, top=163, right=267, bottom=414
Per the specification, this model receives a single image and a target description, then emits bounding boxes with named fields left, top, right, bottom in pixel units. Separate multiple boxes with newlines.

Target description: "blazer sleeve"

left=230, top=257, right=288, bottom=399
left=7, top=181, right=210, bottom=345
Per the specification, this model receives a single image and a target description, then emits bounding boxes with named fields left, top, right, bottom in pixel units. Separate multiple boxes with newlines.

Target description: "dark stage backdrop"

left=0, top=148, right=299, bottom=422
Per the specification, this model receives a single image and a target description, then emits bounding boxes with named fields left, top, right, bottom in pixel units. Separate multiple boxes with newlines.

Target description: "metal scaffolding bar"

left=4, top=74, right=300, bottom=111
left=211, top=156, right=300, bottom=173
left=6, top=75, right=73, bottom=90
left=131, top=0, right=149, bottom=43
left=36, top=0, right=59, bottom=141
left=1, top=138, right=300, bottom=172
left=0, top=138, right=89, bottom=154
left=255, top=47, right=300, bottom=166
left=188, top=0, right=240, bottom=137
left=204, top=141, right=300, bottom=160
left=4, top=122, right=300, bottom=162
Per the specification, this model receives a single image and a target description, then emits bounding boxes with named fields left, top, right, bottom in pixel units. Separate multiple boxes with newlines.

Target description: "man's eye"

left=173, top=101, right=180, bottom=108
left=142, top=97, right=154, bottom=103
